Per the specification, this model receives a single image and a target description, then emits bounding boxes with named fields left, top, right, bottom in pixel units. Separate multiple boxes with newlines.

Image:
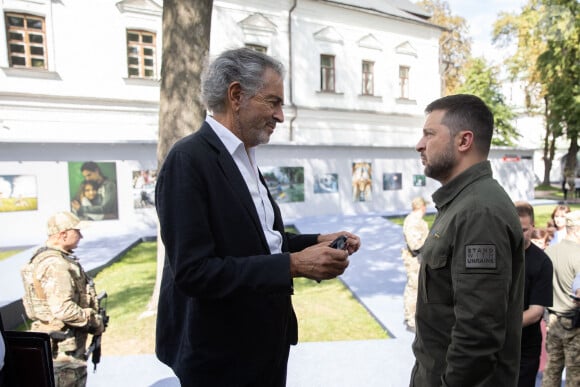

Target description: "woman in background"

left=548, top=205, right=571, bottom=245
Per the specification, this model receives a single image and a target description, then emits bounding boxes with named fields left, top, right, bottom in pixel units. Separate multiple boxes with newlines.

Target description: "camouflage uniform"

left=543, top=238, right=580, bottom=387
left=21, top=246, right=99, bottom=387
left=401, top=210, right=428, bottom=330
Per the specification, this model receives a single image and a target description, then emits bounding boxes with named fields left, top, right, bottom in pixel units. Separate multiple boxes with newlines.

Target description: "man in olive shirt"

left=410, top=94, right=525, bottom=386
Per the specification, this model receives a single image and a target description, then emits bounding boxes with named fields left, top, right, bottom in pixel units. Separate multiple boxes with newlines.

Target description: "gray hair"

left=200, top=48, right=285, bottom=113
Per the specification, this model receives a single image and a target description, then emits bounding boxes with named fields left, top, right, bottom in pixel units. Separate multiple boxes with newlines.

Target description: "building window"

left=127, top=30, right=156, bottom=78
left=5, top=13, right=47, bottom=69
left=245, top=43, right=267, bottom=53
left=320, top=54, right=335, bottom=92
left=399, top=65, right=410, bottom=99
left=362, top=61, right=374, bottom=96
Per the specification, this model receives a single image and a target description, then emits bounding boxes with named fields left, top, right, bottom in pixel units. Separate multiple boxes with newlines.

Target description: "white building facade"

left=0, top=0, right=535, bottom=247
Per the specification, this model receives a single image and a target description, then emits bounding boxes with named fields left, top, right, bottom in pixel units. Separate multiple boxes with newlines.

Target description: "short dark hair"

left=425, top=94, right=494, bottom=156
left=514, top=201, right=534, bottom=224
left=80, top=161, right=101, bottom=173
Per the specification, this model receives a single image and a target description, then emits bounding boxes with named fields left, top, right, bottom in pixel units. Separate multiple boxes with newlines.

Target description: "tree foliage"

left=456, top=58, right=519, bottom=146
left=492, top=0, right=553, bottom=182
left=416, top=0, right=471, bottom=95
left=536, top=0, right=580, bottom=183
left=493, top=0, right=546, bottom=112
left=493, top=0, right=580, bottom=183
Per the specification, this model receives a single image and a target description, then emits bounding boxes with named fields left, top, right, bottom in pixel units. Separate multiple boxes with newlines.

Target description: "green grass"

left=293, top=278, right=387, bottom=342
left=94, top=242, right=157, bottom=355
left=0, top=249, right=23, bottom=262
left=94, top=241, right=387, bottom=355
left=389, top=214, right=436, bottom=229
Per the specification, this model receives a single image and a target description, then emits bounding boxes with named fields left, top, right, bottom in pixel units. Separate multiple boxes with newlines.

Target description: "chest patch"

left=465, top=244, right=496, bottom=269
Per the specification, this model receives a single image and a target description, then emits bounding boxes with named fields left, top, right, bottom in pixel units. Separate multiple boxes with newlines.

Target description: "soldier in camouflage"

left=20, top=211, right=105, bottom=387
left=543, top=211, right=580, bottom=387
left=401, top=197, right=429, bottom=332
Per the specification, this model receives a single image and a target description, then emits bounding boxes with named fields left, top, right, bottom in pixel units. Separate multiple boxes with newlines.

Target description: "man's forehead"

left=423, top=113, right=449, bottom=132
left=425, top=109, right=446, bottom=123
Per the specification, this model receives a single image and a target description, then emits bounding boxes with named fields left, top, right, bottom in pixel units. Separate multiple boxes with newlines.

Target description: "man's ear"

left=227, top=82, right=243, bottom=112
left=457, top=130, right=474, bottom=152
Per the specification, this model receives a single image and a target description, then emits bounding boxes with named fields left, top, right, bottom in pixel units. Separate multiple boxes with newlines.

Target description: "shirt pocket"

left=419, top=241, right=453, bottom=304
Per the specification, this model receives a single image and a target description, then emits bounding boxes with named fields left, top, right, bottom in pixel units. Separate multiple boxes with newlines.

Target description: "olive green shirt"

left=410, top=161, right=525, bottom=387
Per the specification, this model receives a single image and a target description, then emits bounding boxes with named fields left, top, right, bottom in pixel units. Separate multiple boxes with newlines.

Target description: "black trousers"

left=176, top=345, right=291, bottom=387
left=518, top=346, right=541, bottom=387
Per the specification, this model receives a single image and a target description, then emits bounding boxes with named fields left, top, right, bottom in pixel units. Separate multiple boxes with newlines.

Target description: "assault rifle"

left=85, top=291, right=109, bottom=372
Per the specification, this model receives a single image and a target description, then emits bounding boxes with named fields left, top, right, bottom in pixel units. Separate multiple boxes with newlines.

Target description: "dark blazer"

left=155, top=122, right=318, bottom=386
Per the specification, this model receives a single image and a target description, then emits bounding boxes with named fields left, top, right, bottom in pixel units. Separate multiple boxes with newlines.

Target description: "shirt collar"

left=206, top=115, right=253, bottom=158
left=432, top=160, right=492, bottom=210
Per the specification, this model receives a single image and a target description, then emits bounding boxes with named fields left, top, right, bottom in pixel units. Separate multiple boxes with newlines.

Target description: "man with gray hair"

left=155, top=48, right=361, bottom=386
left=543, top=210, right=580, bottom=386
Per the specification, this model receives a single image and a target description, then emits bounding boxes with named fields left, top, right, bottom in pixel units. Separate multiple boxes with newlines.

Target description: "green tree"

left=493, top=0, right=557, bottom=184
left=494, top=0, right=580, bottom=184
left=537, top=0, right=579, bottom=185
left=493, top=0, right=546, bottom=111
left=457, top=57, right=519, bottom=146
left=147, top=0, right=213, bottom=314
left=416, top=0, right=471, bottom=95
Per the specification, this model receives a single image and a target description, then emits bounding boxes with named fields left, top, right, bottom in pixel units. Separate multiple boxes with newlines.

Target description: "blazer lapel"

left=198, top=124, right=270, bottom=251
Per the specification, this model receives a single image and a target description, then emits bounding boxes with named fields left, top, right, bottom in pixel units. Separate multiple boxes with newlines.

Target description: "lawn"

left=95, top=241, right=387, bottom=356
left=0, top=249, right=23, bottom=262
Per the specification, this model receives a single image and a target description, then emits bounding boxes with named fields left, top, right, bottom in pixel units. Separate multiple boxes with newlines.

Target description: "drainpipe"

left=288, top=0, right=297, bottom=142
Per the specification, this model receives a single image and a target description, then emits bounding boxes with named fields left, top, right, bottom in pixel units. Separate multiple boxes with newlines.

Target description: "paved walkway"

left=2, top=207, right=557, bottom=386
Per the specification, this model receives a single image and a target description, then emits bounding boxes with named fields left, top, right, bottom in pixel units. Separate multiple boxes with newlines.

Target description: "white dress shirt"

left=206, top=115, right=283, bottom=254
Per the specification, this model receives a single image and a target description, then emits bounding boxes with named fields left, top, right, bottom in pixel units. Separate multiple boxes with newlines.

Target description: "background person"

left=155, top=48, right=361, bottom=387
left=543, top=211, right=580, bottom=387
left=71, top=162, right=118, bottom=220
left=514, top=201, right=553, bottom=387
left=410, top=94, right=525, bottom=386
left=530, top=227, right=551, bottom=250
left=20, top=211, right=105, bottom=387
left=72, top=181, right=103, bottom=221
left=401, top=196, right=429, bottom=333
left=548, top=204, right=571, bottom=245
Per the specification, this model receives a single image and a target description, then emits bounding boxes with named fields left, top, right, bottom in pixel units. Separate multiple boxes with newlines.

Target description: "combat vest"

left=21, top=247, right=56, bottom=325
left=21, top=247, right=97, bottom=332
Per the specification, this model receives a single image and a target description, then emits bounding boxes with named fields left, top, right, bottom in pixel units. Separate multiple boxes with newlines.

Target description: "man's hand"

left=317, top=231, right=361, bottom=255
left=85, top=308, right=105, bottom=335
left=290, top=242, right=350, bottom=281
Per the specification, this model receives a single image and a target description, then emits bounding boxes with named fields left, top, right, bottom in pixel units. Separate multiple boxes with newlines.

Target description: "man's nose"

left=415, top=138, right=425, bottom=152
left=274, top=106, right=284, bottom=123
